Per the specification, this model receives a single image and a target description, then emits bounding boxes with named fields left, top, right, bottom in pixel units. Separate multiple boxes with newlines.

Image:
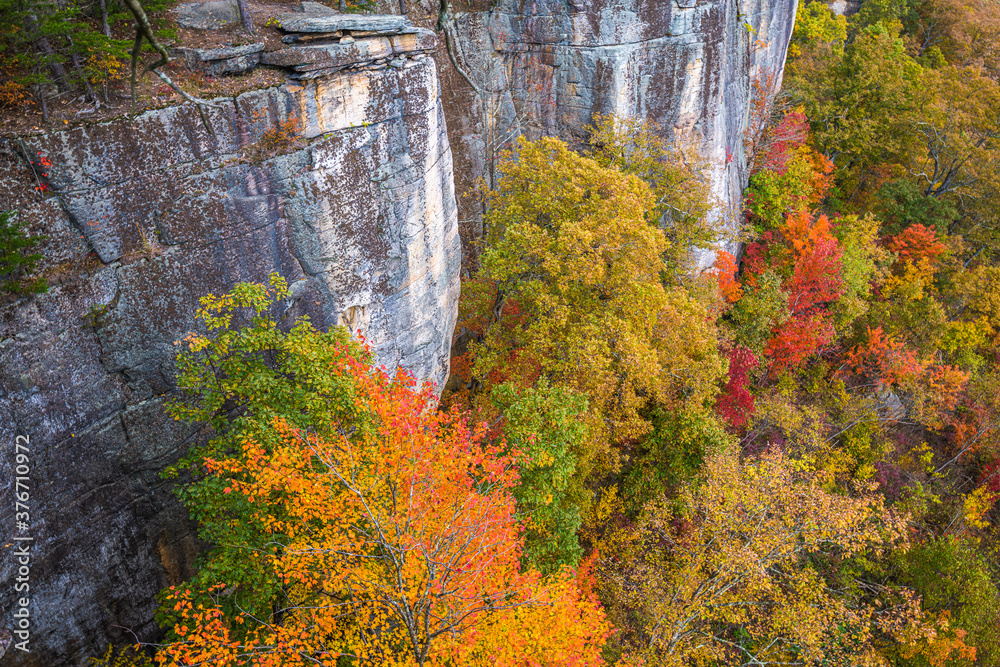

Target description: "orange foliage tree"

left=712, top=250, right=743, bottom=304
left=885, top=223, right=946, bottom=268
left=155, top=277, right=611, bottom=667
left=842, top=325, right=924, bottom=387
left=744, top=211, right=845, bottom=375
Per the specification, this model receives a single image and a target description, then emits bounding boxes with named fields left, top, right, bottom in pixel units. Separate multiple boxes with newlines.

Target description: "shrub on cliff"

left=88, top=645, right=154, bottom=666
left=0, top=210, right=47, bottom=297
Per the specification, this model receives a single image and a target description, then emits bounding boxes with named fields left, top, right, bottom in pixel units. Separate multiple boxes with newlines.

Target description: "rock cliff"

left=0, top=29, right=458, bottom=664
left=0, top=0, right=796, bottom=661
left=440, top=0, right=797, bottom=267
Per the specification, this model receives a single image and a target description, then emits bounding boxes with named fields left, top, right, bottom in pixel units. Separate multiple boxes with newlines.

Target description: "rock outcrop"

left=440, top=0, right=797, bottom=267
left=172, top=42, right=266, bottom=76
left=0, top=26, right=458, bottom=665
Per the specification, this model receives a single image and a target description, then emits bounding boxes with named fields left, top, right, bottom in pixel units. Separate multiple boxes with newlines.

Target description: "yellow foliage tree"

left=594, top=449, right=975, bottom=667
left=461, top=136, right=725, bottom=475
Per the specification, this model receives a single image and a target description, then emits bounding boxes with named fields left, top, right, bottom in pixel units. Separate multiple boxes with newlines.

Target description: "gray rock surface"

left=262, top=28, right=435, bottom=74
left=440, top=0, right=797, bottom=269
left=0, top=55, right=459, bottom=666
left=276, top=12, right=408, bottom=33
left=298, top=1, right=339, bottom=13
left=827, top=0, right=861, bottom=14
left=172, top=0, right=240, bottom=30
left=172, top=42, right=265, bottom=76
left=263, top=38, right=395, bottom=69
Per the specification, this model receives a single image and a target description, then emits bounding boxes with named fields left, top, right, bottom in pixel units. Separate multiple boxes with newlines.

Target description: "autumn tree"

left=902, top=0, right=1000, bottom=73
left=587, top=114, right=716, bottom=278
left=461, top=135, right=725, bottom=474
left=157, top=276, right=611, bottom=666
left=741, top=211, right=845, bottom=375
left=744, top=109, right=835, bottom=233
left=594, top=449, right=975, bottom=667
left=715, top=345, right=759, bottom=429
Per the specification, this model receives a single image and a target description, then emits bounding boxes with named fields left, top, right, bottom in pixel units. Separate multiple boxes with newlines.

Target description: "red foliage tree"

left=885, top=223, right=946, bottom=268
left=716, top=346, right=759, bottom=428
left=746, top=211, right=845, bottom=376
left=757, top=109, right=810, bottom=175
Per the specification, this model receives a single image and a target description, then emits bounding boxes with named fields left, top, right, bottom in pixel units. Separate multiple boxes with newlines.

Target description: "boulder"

left=261, top=38, right=393, bottom=70
left=172, top=42, right=265, bottom=76
left=297, top=1, right=339, bottom=13
left=262, top=29, right=434, bottom=73
left=275, top=13, right=408, bottom=33
left=172, top=0, right=240, bottom=30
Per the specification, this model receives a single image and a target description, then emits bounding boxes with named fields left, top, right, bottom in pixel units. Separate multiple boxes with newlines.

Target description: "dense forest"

left=5, top=0, right=1000, bottom=665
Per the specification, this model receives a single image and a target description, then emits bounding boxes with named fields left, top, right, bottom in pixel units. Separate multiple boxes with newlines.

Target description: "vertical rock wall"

left=442, top=0, right=797, bottom=266
left=0, top=54, right=459, bottom=665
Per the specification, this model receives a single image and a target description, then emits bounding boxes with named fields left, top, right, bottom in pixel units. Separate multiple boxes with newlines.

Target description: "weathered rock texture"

left=172, top=42, right=266, bottom=76
left=437, top=0, right=798, bottom=267
left=0, top=43, right=458, bottom=665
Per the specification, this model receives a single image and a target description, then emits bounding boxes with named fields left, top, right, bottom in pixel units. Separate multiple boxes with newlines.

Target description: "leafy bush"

left=0, top=210, right=47, bottom=296
left=88, top=645, right=154, bottom=666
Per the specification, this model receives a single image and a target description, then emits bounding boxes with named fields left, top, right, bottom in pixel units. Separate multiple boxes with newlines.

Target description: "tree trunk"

left=68, top=37, right=99, bottom=106
left=25, top=13, right=70, bottom=90
left=235, top=0, right=256, bottom=36
left=99, top=0, right=111, bottom=37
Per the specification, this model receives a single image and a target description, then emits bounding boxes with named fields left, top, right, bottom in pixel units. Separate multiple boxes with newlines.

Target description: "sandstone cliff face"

left=0, top=51, right=459, bottom=665
left=442, top=0, right=797, bottom=267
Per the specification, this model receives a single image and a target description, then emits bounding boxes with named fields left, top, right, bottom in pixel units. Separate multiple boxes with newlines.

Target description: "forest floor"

left=1, top=0, right=321, bottom=136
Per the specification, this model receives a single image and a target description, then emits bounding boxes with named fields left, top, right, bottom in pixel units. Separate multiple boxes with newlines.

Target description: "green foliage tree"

left=893, top=538, right=1000, bottom=666
left=871, top=179, right=960, bottom=237
left=790, top=0, right=847, bottom=50
left=622, top=406, right=731, bottom=510
left=162, top=274, right=370, bottom=632
left=488, top=381, right=589, bottom=573
left=0, top=210, right=47, bottom=296
left=792, top=23, right=921, bottom=179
